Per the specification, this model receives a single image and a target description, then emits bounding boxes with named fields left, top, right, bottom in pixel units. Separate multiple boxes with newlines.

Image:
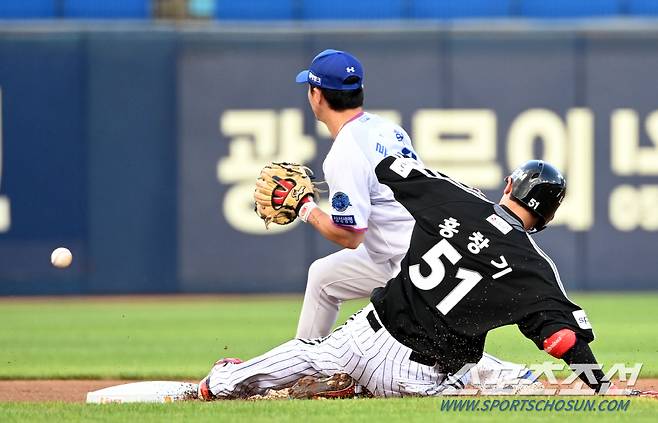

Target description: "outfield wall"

left=0, top=24, right=657, bottom=294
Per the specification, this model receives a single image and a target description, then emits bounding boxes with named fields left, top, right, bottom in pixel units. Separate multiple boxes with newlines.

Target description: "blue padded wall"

left=411, top=0, right=512, bottom=19
left=519, top=0, right=621, bottom=18
left=301, top=0, right=404, bottom=20
left=6, top=0, right=658, bottom=20
left=64, top=0, right=149, bottom=18
left=627, top=0, right=658, bottom=15
left=0, top=0, right=55, bottom=18
left=214, top=0, right=295, bottom=20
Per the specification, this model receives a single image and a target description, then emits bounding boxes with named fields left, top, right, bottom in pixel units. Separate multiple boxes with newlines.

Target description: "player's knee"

left=543, top=328, right=577, bottom=358
left=307, top=259, right=328, bottom=287
left=307, top=259, right=331, bottom=291
left=306, top=259, right=340, bottom=304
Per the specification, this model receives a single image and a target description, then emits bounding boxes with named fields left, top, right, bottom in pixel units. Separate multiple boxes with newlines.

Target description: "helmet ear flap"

left=503, top=176, right=512, bottom=192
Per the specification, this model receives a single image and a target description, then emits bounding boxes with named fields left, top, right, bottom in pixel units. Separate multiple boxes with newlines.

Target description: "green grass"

left=0, top=293, right=657, bottom=422
left=1, top=296, right=313, bottom=379
left=1, top=293, right=656, bottom=379
left=484, top=294, right=658, bottom=377
left=1, top=397, right=657, bottom=422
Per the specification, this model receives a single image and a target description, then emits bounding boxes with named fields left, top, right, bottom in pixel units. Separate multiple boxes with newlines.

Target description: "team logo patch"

left=331, top=192, right=352, bottom=212
left=332, top=215, right=356, bottom=226
left=308, top=71, right=321, bottom=85
left=486, top=214, right=513, bottom=235
left=572, top=310, right=592, bottom=330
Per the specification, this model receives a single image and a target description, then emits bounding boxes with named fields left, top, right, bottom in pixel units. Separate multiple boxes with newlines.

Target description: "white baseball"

left=51, top=247, right=73, bottom=268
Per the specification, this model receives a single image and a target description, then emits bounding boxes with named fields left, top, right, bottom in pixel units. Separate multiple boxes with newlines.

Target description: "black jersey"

left=371, top=156, right=595, bottom=374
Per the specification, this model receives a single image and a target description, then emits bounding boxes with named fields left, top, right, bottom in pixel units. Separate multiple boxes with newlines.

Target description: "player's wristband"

left=298, top=198, right=318, bottom=223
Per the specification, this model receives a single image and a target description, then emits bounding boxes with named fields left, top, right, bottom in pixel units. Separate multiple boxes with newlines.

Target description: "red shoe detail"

left=199, top=358, right=242, bottom=400
left=198, top=377, right=215, bottom=401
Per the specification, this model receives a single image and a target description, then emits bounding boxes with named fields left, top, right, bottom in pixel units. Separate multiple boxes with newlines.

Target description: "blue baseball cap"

left=295, top=49, right=364, bottom=91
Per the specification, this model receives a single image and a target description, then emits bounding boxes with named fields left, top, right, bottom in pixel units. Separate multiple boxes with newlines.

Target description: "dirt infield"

left=1, top=379, right=656, bottom=403
left=0, top=380, right=145, bottom=403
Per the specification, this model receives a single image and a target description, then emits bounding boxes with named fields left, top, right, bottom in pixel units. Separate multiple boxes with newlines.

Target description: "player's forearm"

left=560, top=337, right=611, bottom=393
left=305, top=207, right=365, bottom=249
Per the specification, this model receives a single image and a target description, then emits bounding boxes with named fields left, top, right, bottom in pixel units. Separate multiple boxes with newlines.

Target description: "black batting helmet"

left=508, top=160, right=566, bottom=232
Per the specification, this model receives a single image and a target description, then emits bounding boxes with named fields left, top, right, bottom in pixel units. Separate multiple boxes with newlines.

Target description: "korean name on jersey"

left=370, top=156, right=594, bottom=374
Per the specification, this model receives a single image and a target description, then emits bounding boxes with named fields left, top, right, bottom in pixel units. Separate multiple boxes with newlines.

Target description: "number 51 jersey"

left=370, top=156, right=595, bottom=374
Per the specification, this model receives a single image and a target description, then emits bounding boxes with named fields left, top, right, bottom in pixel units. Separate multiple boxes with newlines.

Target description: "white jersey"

left=323, top=112, right=420, bottom=264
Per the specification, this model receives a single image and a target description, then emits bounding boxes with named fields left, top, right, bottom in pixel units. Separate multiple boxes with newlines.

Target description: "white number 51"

left=409, top=239, right=483, bottom=315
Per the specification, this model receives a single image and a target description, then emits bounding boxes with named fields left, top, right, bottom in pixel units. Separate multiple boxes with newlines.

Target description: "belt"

left=366, top=310, right=437, bottom=367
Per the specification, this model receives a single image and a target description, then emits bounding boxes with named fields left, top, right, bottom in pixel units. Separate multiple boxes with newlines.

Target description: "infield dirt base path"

left=0, top=379, right=656, bottom=403
left=0, top=380, right=156, bottom=403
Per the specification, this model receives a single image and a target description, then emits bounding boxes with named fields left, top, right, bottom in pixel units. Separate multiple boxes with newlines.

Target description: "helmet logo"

left=528, top=198, right=540, bottom=210
left=510, top=168, right=528, bottom=181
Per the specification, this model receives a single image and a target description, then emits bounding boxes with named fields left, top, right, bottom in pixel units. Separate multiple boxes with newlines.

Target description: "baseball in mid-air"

left=51, top=247, right=73, bottom=268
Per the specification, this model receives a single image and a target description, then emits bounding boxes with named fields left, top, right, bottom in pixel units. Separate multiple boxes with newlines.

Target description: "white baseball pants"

left=296, top=245, right=401, bottom=339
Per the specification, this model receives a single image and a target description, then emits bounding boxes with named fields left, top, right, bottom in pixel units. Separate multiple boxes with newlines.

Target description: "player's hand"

left=253, top=162, right=317, bottom=228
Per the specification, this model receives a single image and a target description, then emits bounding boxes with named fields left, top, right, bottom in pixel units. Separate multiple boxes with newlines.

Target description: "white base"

left=86, top=381, right=199, bottom=404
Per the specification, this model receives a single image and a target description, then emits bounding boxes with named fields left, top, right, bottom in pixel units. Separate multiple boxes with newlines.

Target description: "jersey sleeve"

left=374, top=155, right=477, bottom=217
left=324, top=142, right=372, bottom=231
left=517, top=307, right=595, bottom=350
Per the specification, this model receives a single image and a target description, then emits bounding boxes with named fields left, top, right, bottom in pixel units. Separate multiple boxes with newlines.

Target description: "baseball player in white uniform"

left=288, top=49, right=532, bottom=385
left=293, top=49, right=419, bottom=339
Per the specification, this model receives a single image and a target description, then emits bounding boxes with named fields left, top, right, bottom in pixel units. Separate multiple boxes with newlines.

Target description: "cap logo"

left=346, top=66, right=355, bottom=73
left=308, top=71, right=321, bottom=85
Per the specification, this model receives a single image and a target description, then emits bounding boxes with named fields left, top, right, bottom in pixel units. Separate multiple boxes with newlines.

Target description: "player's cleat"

left=198, top=376, right=215, bottom=401
left=198, top=358, right=244, bottom=401
left=288, top=373, right=360, bottom=399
